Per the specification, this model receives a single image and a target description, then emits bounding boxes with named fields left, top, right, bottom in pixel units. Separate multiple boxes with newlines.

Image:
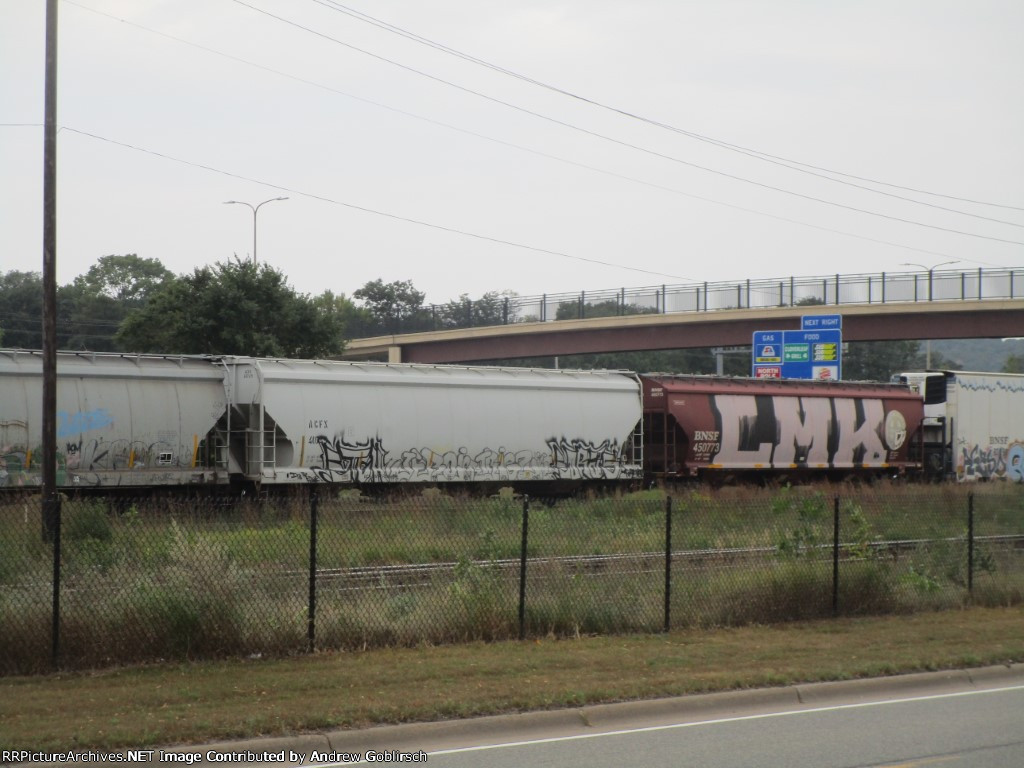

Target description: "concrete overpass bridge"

left=339, top=268, right=1024, bottom=364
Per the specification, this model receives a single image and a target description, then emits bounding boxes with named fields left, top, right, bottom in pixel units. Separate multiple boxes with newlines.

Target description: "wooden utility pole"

left=42, top=0, right=61, bottom=547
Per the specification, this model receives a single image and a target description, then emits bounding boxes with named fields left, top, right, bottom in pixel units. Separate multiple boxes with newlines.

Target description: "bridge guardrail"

left=348, top=268, right=1022, bottom=338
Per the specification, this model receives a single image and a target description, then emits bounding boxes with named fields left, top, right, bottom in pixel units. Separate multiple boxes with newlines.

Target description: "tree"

left=62, top=254, right=174, bottom=351
left=841, top=341, right=923, bottom=381
left=434, top=290, right=515, bottom=330
left=554, top=298, right=659, bottom=321
left=74, top=254, right=173, bottom=304
left=794, top=296, right=826, bottom=307
left=310, top=290, right=366, bottom=348
left=353, top=279, right=430, bottom=334
left=1, top=258, right=175, bottom=352
left=1003, top=353, right=1024, bottom=374
left=0, top=271, right=45, bottom=349
left=118, top=259, right=345, bottom=357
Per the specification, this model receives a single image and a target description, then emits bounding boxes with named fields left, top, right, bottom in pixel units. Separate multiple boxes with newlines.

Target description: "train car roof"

left=641, top=372, right=922, bottom=399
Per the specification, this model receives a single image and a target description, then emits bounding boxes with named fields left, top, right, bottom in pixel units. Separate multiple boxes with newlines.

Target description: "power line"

left=61, top=127, right=695, bottom=282
left=228, top=0, right=1024, bottom=246
left=59, top=2, right=992, bottom=265
left=310, top=0, right=1024, bottom=216
left=57, top=126, right=1022, bottom=273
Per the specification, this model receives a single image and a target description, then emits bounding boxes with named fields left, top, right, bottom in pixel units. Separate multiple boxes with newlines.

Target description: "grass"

left=1, top=484, right=1021, bottom=673
left=1, top=606, right=1022, bottom=752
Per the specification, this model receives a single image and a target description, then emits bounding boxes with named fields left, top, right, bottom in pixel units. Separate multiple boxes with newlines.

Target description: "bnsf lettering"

left=694, top=431, right=720, bottom=441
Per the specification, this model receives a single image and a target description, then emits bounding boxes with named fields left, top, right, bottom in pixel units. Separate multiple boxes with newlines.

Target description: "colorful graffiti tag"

left=958, top=441, right=1024, bottom=481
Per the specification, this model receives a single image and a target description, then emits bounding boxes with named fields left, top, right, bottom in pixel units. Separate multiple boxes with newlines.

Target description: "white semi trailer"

left=895, top=370, right=1024, bottom=482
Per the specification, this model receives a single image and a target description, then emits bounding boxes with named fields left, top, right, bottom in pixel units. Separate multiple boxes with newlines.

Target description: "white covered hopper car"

left=0, top=350, right=644, bottom=492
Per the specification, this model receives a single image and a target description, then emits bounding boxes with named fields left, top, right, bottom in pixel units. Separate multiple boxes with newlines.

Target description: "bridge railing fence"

left=358, top=268, right=1019, bottom=339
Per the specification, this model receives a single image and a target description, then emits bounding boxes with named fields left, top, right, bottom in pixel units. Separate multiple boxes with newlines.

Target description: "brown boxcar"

left=641, top=374, right=924, bottom=480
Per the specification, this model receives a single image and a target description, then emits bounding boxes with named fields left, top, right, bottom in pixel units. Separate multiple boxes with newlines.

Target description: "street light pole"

left=901, top=260, right=959, bottom=302
left=223, top=196, right=288, bottom=263
left=901, top=260, right=959, bottom=368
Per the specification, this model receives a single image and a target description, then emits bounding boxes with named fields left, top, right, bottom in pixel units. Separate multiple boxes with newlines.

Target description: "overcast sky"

left=2, top=0, right=1022, bottom=305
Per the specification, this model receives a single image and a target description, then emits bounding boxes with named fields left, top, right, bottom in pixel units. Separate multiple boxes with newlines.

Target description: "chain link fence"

left=1, top=485, right=1021, bottom=675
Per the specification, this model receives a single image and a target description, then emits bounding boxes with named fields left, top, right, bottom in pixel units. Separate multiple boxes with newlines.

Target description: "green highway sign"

left=784, top=344, right=809, bottom=362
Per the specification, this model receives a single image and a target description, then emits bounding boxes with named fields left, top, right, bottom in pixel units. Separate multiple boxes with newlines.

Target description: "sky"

left=2, top=0, right=1023, bottom=306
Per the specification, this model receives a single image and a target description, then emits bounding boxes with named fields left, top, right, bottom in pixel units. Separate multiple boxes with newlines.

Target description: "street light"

left=901, top=260, right=959, bottom=368
left=223, top=197, right=289, bottom=263
left=900, top=260, right=959, bottom=302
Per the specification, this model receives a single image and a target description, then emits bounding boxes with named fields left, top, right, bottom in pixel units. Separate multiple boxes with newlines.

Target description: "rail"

left=277, top=533, right=1024, bottom=592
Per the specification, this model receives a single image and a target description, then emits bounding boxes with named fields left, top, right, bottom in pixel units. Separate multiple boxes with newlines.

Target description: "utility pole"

left=42, top=0, right=60, bottom=544
left=42, top=0, right=61, bottom=669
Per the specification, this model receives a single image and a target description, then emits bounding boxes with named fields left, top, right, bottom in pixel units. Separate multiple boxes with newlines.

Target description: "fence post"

left=967, top=492, right=975, bottom=595
left=308, top=489, right=319, bottom=653
left=519, top=495, right=530, bottom=640
left=49, top=497, right=61, bottom=668
left=832, top=496, right=840, bottom=617
left=664, top=496, right=672, bottom=633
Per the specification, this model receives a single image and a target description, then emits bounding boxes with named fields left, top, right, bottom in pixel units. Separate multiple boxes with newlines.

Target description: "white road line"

left=305, top=683, right=1024, bottom=765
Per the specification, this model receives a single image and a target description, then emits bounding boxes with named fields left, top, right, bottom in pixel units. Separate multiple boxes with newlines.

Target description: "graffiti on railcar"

left=546, top=437, right=629, bottom=479
left=63, top=437, right=181, bottom=472
left=958, top=444, right=1006, bottom=480
left=308, top=432, right=639, bottom=483
left=706, top=394, right=905, bottom=468
left=56, top=408, right=113, bottom=438
left=956, top=439, right=1024, bottom=481
left=1008, top=444, right=1024, bottom=483
left=315, top=434, right=389, bottom=483
left=1, top=438, right=185, bottom=487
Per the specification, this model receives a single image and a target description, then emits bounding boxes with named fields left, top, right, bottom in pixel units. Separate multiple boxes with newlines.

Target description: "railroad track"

left=301, top=533, right=1024, bottom=592
left=6, top=534, right=1019, bottom=594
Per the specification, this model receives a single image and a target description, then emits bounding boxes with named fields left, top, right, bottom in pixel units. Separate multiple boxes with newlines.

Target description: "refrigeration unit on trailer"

left=896, top=370, right=1024, bottom=482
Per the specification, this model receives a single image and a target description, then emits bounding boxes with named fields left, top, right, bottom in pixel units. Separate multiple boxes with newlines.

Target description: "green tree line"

left=0, top=256, right=512, bottom=359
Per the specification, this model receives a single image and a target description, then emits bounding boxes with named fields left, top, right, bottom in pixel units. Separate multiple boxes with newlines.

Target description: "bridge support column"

left=388, top=345, right=403, bottom=363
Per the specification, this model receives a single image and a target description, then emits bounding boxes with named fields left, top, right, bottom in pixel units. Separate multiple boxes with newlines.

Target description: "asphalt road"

left=420, top=685, right=1024, bottom=768
left=12, top=666, right=1024, bottom=768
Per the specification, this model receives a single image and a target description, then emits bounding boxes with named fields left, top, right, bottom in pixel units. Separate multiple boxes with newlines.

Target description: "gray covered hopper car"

left=0, top=349, right=226, bottom=489
left=0, top=350, right=644, bottom=492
